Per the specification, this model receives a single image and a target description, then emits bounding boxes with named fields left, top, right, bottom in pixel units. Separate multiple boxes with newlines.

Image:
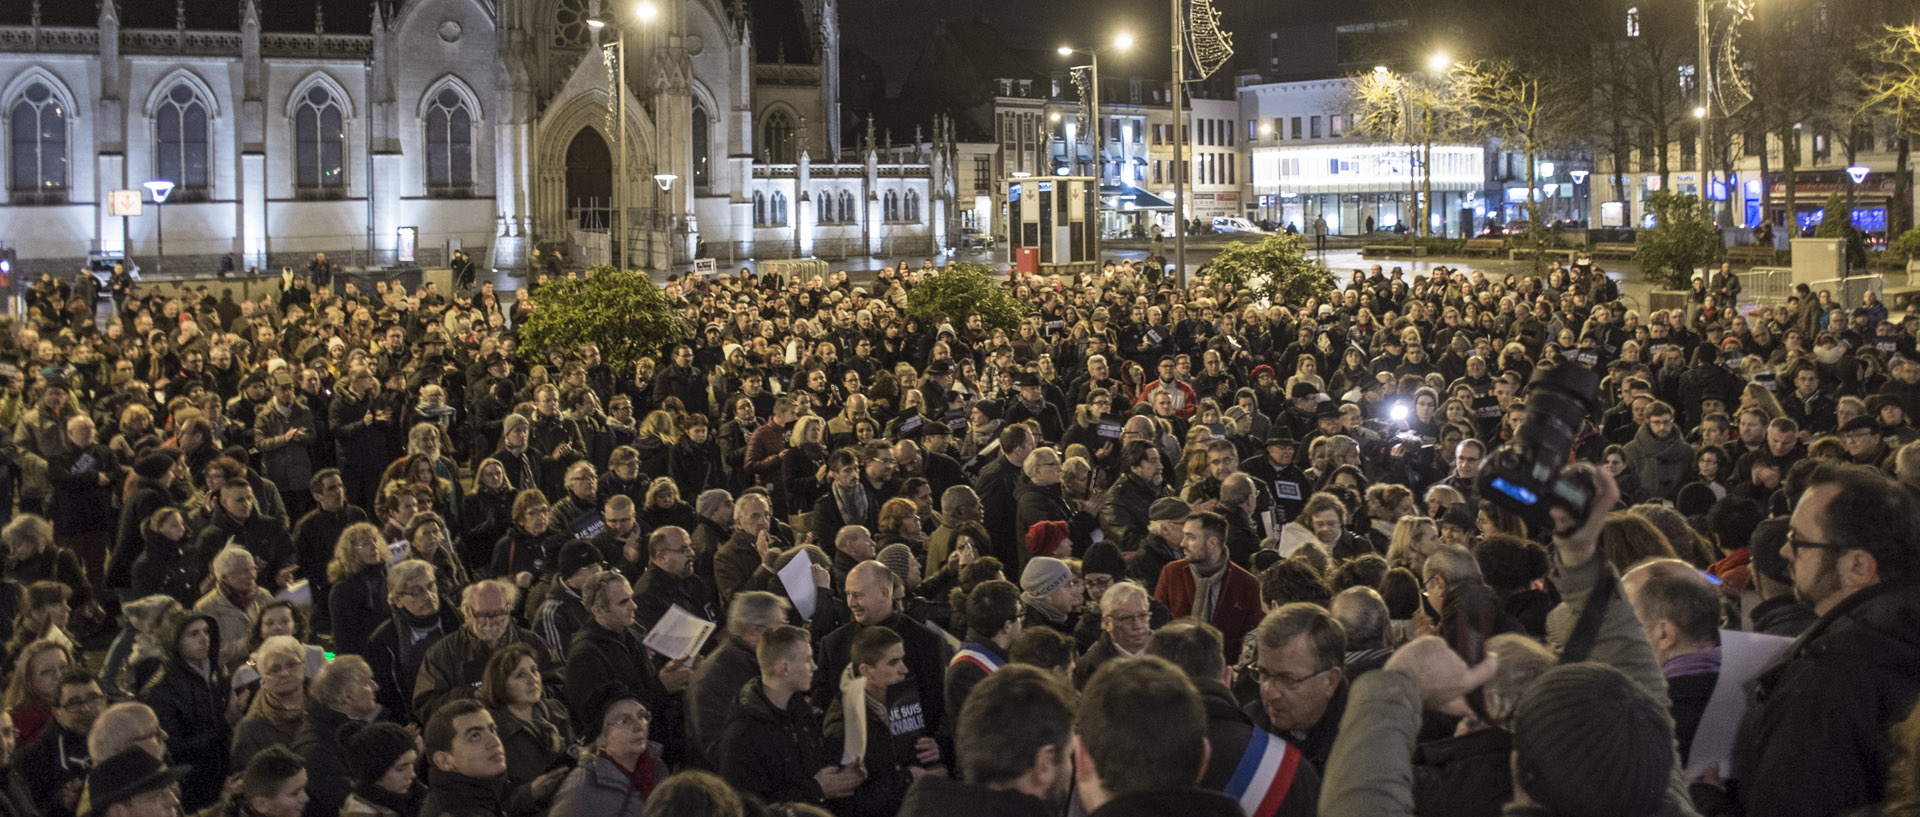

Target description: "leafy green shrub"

left=1814, top=192, right=1850, bottom=239
left=1203, top=232, right=1339, bottom=306
left=1890, top=227, right=1920, bottom=262
left=906, top=262, right=1031, bottom=331
left=517, top=266, right=694, bottom=372
left=1633, top=190, right=1723, bottom=290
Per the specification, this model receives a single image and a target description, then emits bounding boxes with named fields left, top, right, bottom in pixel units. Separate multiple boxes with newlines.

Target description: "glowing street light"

left=1427, top=52, right=1450, bottom=72
left=143, top=179, right=175, bottom=275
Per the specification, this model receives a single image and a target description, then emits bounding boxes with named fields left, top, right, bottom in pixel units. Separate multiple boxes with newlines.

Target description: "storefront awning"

left=1102, top=183, right=1174, bottom=210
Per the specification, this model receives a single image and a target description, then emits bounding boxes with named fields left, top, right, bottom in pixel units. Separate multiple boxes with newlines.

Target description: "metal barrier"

left=1805, top=275, right=1885, bottom=310
left=1737, top=268, right=1792, bottom=309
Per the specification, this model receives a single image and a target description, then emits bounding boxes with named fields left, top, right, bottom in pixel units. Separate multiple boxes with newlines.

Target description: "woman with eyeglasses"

left=549, top=686, right=664, bottom=817
left=229, top=635, right=311, bottom=766
left=0, top=639, right=74, bottom=747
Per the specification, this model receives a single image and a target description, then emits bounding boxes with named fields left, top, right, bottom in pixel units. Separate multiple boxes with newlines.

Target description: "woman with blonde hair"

left=1384, top=516, right=1440, bottom=575
left=327, top=522, right=393, bottom=657
left=639, top=476, right=699, bottom=532
left=230, top=635, right=311, bottom=765
left=632, top=410, right=678, bottom=480
left=2, top=639, right=74, bottom=746
left=1740, top=381, right=1786, bottom=422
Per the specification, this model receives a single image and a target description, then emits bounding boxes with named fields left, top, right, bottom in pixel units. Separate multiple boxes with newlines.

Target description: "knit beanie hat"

left=133, top=451, right=175, bottom=480
left=876, top=544, right=915, bottom=587
left=1021, top=556, right=1073, bottom=598
left=1511, top=663, right=1674, bottom=817
left=1081, top=542, right=1124, bottom=579
left=1147, top=497, right=1191, bottom=522
left=1025, top=520, right=1072, bottom=557
left=341, top=721, right=416, bottom=788
left=502, top=413, right=531, bottom=438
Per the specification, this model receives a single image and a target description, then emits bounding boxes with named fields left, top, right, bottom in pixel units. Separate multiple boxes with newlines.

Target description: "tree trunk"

left=1758, top=129, right=1773, bottom=236
left=1898, top=133, right=1912, bottom=233
left=1782, top=122, right=1798, bottom=236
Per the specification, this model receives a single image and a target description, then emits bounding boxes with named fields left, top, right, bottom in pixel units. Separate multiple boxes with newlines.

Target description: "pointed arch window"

left=692, top=106, right=711, bottom=188
left=818, top=189, right=834, bottom=222
left=839, top=191, right=856, bottom=224
left=425, top=87, right=473, bottom=197
left=764, top=111, right=795, bottom=164
left=884, top=190, right=899, bottom=221
left=8, top=81, right=67, bottom=204
left=754, top=191, right=767, bottom=225
left=295, top=86, right=345, bottom=195
left=905, top=190, right=921, bottom=222
left=156, top=82, right=210, bottom=198
left=773, top=191, right=788, bottom=225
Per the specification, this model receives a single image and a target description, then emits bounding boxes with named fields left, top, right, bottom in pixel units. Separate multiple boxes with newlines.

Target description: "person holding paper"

left=565, top=570, right=694, bottom=763
left=632, top=526, right=719, bottom=634
left=824, top=626, right=946, bottom=817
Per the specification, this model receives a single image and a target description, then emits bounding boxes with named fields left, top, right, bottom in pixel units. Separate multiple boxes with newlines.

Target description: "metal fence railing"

left=1805, top=275, right=1885, bottom=310
left=1738, top=268, right=1793, bottom=309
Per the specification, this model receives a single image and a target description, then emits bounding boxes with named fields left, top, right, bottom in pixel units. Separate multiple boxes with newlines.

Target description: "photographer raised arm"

left=1320, top=464, right=1702, bottom=817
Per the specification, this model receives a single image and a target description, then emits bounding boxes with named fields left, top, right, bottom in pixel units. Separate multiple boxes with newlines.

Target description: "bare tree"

left=1451, top=58, right=1581, bottom=250
left=1853, top=25, right=1920, bottom=233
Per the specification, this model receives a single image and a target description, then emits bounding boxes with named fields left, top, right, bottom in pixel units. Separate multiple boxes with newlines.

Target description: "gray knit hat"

left=502, top=413, right=530, bottom=438
left=876, top=544, right=915, bottom=587
left=1021, top=556, right=1073, bottom=598
left=1511, top=663, right=1673, bottom=817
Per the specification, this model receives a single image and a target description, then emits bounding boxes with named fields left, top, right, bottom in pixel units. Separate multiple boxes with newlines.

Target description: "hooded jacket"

left=1622, top=423, right=1694, bottom=502
left=138, top=612, right=231, bottom=812
left=717, top=678, right=831, bottom=805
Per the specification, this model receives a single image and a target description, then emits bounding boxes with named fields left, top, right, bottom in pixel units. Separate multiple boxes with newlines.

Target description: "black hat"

left=1838, top=416, right=1878, bottom=435
left=558, top=540, right=604, bottom=577
left=1082, top=542, right=1124, bottom=578
left=1264, top=431, right=1299, bottom=449
left=1014, top=371, right=1041, bottom=388
left=133, top=451, right=175, bottom=481
left=485, top=352, right=509, bottom=369
left=973, top=401, right=1003, bottom=422
left=579, top=682, right=646, bottom=745
left=1314, top=401, right=1344, bottom=420
left=341, top=721, right=415, bottom=788
left=80, top=749, right=193, bottom=817
left=925, top=360, right=954, bottom=377
left=1288, top=383, right=1317, bottom=400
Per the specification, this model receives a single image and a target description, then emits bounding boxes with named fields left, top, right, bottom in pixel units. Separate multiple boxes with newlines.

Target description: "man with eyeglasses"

left=632, top=526, right=719, bottom=632
left=1244, top=603, right=1347, bottom=773
left=19, top=669, right=106, bottom=817
left=412, top=579, right=564, bottom=725
left=1731, top=465, right=1920, bottom=817
left=1013, top=448, right=1098, bottom=573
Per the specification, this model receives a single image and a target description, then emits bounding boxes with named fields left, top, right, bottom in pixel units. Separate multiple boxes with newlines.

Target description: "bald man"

left=1621, top=558, right=1723, bottom=765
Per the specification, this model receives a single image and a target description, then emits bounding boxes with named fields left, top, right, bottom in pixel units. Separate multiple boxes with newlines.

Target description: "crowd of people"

left=0, top=250, right=1915, bottom=817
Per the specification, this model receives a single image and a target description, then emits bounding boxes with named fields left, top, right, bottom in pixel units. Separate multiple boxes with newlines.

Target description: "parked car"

left=1211, top=216, right=1268, bottom=235
left=956, top=230, right=996, bottom=251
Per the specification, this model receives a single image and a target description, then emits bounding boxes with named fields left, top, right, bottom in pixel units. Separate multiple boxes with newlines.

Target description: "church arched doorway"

left=565, top=128, right=613, bottom=230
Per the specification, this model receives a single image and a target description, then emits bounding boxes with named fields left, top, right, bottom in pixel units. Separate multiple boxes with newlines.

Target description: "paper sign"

left=779, top=548, right=819, bottom=620
left=1685, top=629, right=1793, bottom=779
left=642, top=603, right=716, bottom=664
left=1097, top=421, right=1122, bottom=439
left=839, top=673, right=869, bottom=765
left=276, top=580, right=312, bottom=607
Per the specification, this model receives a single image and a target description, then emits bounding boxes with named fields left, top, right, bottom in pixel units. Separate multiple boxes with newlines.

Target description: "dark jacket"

left=365, top=603, right=459, bottom=725
left=1410, top=727, right=1514, bottom=817
left=632, top=565, right=720, bottom=634
left=192, top=506, right=296, bottom=591
left=669, top=437, right=725, bottom=496
left=413, top=625, right=564, bottom=725
left=811, top=612, right=949, bottom=740
left=684, top=637, right=759, bottom=770
left=1085, top=788, right=1245, bottom=817
left=294, top=700, right=360, bottom=817
left=109, top=476, right=176, bottom=589
left=975, top=455, right=1025, bottom=566
left=1246, top=678, right=1349, bottom=774
left=1013, top=480, right=1096, bottom=570
left=564, top=619, right=670, bottom=736
left=942, top=640, right=1006, bottom=741
left=896, top=775, right=1052, bottom=817
left=327, top=562, right=389, bottom=658
left=492, top=700, right=573, bottom=793
left=129, top=526, right=199, bottom=607
left=1733, top=581, right=1920, bottom=817
left=712, top=529, right=763, bottom=607
left=417, top=768, right=510, bottom=817
left=139, top=612, right=231, bottom=812
left=1195, top=679, right=1320, bottom=817
left=717, top=679, right=830, bottom=805
left=823, top=688, right=918, bottom=817
left=1098, top=473, right=1164, bottom=554
left=14, top=721, right=87, bottom=817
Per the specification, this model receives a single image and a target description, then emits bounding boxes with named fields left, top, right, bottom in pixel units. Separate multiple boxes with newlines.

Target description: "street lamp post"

left=588, top=2, right=657, bottom=273
left=143, top=179, right=174, bottom=275
left=1422, top=53, right=1449, bottom=239
left=1061, top=34, right=1132, bottom=242
left=1170, top=0, right=1187, bottom=283
left=1848, top=164, right=1869, bottom=277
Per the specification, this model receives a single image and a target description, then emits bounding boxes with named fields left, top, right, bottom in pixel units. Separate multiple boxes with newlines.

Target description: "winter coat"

left=1154, top=560, right=1263, bottom=667
left=547, top=749, right=665, bottom=817
left=193, top=585, right=268, bottom=673
left=255, top=400, right=319, bottom=496
left=1621, top=424, right=1693, bottom=502
left=412, top=625, right=564, bottom=725
left=417, top=768, right=510, bottom=817
left=47, top=443, right=118, bottom=535
left=669, top=437, right=725, bottom=496
left=492, top=700, right=573, bottom=792
left=823, top=687, right=917, bottom=817
left=810, top=612, right=949, bottom=740
left=974, top=455, right=1025, bottom=566
left=717, top=679, right=830, bottom=805
left=192, top=507, right=297, bottom=592
left=1099, top=472, right=1165, bottom=555
left=130, top=527, right=199, bottom=607
left=684, top=637, right=758, bottom=769
left=1013, top=480, right=1096, bottom=570
left=110, top=477, right=176, bottom=589
left=1194, top=679, right=1319, bottom=817
left=564, top=620, right=671, bottom=735
left=458, top=485, right=516, bottom=570
left=139, top=612, right=231, bottom=812
left=327, top=562, right=390, bottom=658
left=294, top=700, right=360, bottom=817
left=364, top=604, right=458, bottom=725
left=632, top=565, right=720, bottom=634
left=1733, top=581, right=1920, bottom=817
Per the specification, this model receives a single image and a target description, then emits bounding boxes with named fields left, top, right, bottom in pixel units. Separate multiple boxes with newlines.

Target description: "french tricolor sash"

left=949, top=644, right=1004, bottom=675
left=1224, top=727, right=1302, bottom=817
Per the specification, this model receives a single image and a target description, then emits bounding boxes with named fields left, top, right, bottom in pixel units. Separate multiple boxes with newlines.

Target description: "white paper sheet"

left=839, top=673, right=869, bottom=765
left=642, top=603, right=717, bottom=664
left=779, top=547, right=819, bottom=620
left=1685, top=629, right=1794, bottom=778
left=275, top=579, right=312, bottom=607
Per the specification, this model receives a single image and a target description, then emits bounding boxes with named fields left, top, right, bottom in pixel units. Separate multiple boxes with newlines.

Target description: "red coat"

left=1154, top=558, right=1265, bottom=665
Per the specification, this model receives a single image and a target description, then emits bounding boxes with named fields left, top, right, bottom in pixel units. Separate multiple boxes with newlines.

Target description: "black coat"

left=139, top=614, right=231, bottom=812
left=1195, top=680, right=1319, bottom=817
left=684, top=637, right=758, bottom=770
left=14, top=722, right=88, bottom=817
left=974, top=456, right=1024, bottom=566
left=1085, top=788, right=1245, bottom=817
left=810, top=612, right=949, bottom=740
left=327, top=562, right=389, bottom=658
left=294, top=701, right=358, bottom=817
left=669, top=437, right=725, bottom=496
left=896, top=775, right=1052, bottom=817
left=717, top=679, right=830, bottom=805
left=291, top=505, right=369, bottom=635
left=1411, top=727, right=1513, bottom=817
left=417, top=768, right=509, bottom=817
left=192, top=507, right=296, bottom=591
left=364, top=604, right=459, bottom=725
left=1098, top=473, right=1164, bottom=555
left=129, top=527, right=199, bottom=606
left=632, top=564, right=720, bottom=634
left=1012, top=480, right=1096, bottom=570
left=564, top=619, right=671, bottom=737
left=109, top=477, right=175, bottom=589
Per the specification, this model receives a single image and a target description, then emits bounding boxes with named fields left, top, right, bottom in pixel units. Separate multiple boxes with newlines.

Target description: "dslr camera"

left=1477, top=364, right=1600, bottom=532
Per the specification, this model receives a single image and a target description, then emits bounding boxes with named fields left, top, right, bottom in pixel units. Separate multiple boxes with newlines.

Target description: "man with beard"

left=1732, top=466, right=1920, bottom=817
left=897, top=664, right=1073, bottom=817
left=1154, top=512, right=1262, bottom=665
left=1098, top=440, right=1168, bottom=554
